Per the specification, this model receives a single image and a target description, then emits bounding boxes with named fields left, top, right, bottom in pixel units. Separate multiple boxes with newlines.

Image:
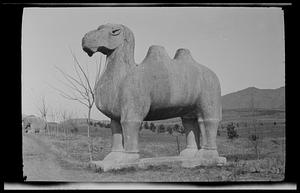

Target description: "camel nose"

left=82, top=34, right=89, bottom=49
left=82, top=38, right=93, bottom=57
left=82, top=31, right=97, bottom=57
left=82, top=30, right=98, bottom=46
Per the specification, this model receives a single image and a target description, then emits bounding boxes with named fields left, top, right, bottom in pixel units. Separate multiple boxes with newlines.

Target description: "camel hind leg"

left=179, top=117, right=201, bottom=157
left=195, top=88, right=223, bottom=160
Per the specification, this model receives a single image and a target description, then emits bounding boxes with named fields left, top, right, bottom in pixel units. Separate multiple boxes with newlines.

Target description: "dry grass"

left=29, top=108, right=285, bottom=181
left=42, top=124, right=285, bottom=181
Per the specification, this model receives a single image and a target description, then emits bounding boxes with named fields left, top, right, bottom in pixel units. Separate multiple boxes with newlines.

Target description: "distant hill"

left=222, top=86, right=285, bottom=110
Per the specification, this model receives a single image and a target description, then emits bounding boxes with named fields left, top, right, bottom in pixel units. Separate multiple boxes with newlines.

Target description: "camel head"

left=82, top=23, right=134, bottom=57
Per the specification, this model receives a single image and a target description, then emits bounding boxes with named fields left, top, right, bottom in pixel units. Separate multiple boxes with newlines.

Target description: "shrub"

left=149, top=123, right=156, bottom=133
left=248, top=133, right=263, bottom=159
left=227, top=122, right=239, bottom=139
left=167, top=126, right=173, bottom=135
left=71, top=126, right=78, bottom=133
left=143, top=122, right=149, bottom=130
left=96, top=121, right=110, bottom=128
left=173, top=124, right=180, bottom=133
left=178, top=125, right=185, bottom=134
left=249, top=134, right=259, bottom=141
left=217, top=124, right=222, bottom=136
left=158, top=124, right=166, bottom=133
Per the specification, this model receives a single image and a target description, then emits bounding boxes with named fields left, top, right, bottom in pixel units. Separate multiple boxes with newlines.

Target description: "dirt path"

left=22, top=134, right=96, bottom=181
left=23, top=134, right=66, bottom=181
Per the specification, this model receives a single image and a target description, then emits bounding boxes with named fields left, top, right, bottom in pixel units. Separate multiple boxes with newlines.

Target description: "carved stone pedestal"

left=181, top=156, right=226, bottom=168
left=90, top=160, right=139, bottom=172
left=90, top=154, right=227, bottom=172
left=181, top=149, right=226, bottom=168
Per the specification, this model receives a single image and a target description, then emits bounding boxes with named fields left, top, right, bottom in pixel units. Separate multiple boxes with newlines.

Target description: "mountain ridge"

left=222, top=86, right=285, bottom=110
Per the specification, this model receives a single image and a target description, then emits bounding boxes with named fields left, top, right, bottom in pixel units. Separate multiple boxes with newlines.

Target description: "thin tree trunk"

left=176, top=135, right=180, bottom=154
left=87, top=107, right=93, bottom=162
left=46, top=120, right=49, bottom=136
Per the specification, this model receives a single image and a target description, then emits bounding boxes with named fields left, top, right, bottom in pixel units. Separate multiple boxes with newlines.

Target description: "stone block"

left=90, top=155, right=226, bottom=172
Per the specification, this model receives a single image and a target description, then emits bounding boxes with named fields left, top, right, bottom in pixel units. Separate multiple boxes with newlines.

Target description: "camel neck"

left=104, top=42, right=135, bottom=80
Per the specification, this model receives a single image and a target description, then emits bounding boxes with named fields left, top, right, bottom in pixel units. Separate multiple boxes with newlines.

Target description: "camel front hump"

left=142, top=46, right=202, bottom=108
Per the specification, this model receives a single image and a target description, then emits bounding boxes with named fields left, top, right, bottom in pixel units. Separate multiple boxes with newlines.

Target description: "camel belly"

left=144, top=105, right=197, bottom=121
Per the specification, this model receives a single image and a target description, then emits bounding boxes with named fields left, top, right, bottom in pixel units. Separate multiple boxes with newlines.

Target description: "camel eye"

left=111, top=28, right=121, bottom=36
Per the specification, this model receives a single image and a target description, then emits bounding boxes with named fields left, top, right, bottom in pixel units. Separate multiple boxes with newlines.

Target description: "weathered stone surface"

left=180, top=148, right=226, bottom=168
left=90, top=160, right=139, bottom=172
left=82, top=23, right=224, bottom=167
left=138, top=156, right=187, bottom=169
left=90, top=155, right=226, bottom=172
left=179, top=148, right=198, bottom=157
left=181, top=157, right=227, bottom=168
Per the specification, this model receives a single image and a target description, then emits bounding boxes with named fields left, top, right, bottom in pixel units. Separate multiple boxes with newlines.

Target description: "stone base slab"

left=181, top=156, right=227, bottom=168
left=89, top=156, right=227, bottom=172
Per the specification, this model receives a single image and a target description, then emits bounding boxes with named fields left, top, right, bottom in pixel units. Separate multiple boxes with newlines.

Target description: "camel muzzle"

left=83, top=46, right=95, bottom=57
left=82, top=31, right=98, bottom=57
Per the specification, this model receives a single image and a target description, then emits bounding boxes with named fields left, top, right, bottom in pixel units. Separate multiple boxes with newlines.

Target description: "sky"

left=22, top=7, right=285, bottom=121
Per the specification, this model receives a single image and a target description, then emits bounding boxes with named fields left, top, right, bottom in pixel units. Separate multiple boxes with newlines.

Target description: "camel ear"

left=111, top=27, right=121, bottom=36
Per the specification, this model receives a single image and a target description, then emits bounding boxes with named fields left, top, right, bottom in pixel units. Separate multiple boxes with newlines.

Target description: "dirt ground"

left=22, top=132, right=284, bottom=183
left=23, top=134, right=90, bottom=181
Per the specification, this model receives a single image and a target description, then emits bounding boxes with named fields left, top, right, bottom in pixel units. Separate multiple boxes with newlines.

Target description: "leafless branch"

left=59, top=93, right=89, bottom=108
left=69, top=49, right=94, bottom=100
left=54, top=66, right=90, bottom=101
left=52, top=47, right=103, bottom=162
left=55, top=66, right=87, bottom=92
left=47, top=82, right=89, bottom=108
left=37, top=95, right=48, bottom=121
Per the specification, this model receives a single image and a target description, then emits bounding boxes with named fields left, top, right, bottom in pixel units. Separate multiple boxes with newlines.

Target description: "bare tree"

left=68, top=111, right=79, bottom=137
left=49, top=49, right=103, bottom=162
left=37, top=96, right=49, bottom=136
left=248, top=88, right=263, bottom=159
left=66, top=111, right=76, bottom=139
left=59, top=109, right=68, bottom=139
left=50, top=109, right=60, bottom=138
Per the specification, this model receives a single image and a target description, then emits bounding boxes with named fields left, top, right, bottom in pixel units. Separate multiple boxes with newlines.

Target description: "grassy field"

left=36, top=108, right=285, bottom=181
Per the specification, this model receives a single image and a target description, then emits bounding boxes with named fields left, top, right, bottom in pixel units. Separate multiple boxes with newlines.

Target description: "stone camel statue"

left=82, top=23, right=223, bottom=167
left=22, top=115, right=46, bottom=133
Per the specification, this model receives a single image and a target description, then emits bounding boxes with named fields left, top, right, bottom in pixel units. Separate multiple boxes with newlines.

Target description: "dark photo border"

left=2, top=1, right=296, bottom=190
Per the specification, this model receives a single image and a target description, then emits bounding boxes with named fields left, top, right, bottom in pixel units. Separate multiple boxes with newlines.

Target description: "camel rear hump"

left=173, top=48, right=194, bottom=61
